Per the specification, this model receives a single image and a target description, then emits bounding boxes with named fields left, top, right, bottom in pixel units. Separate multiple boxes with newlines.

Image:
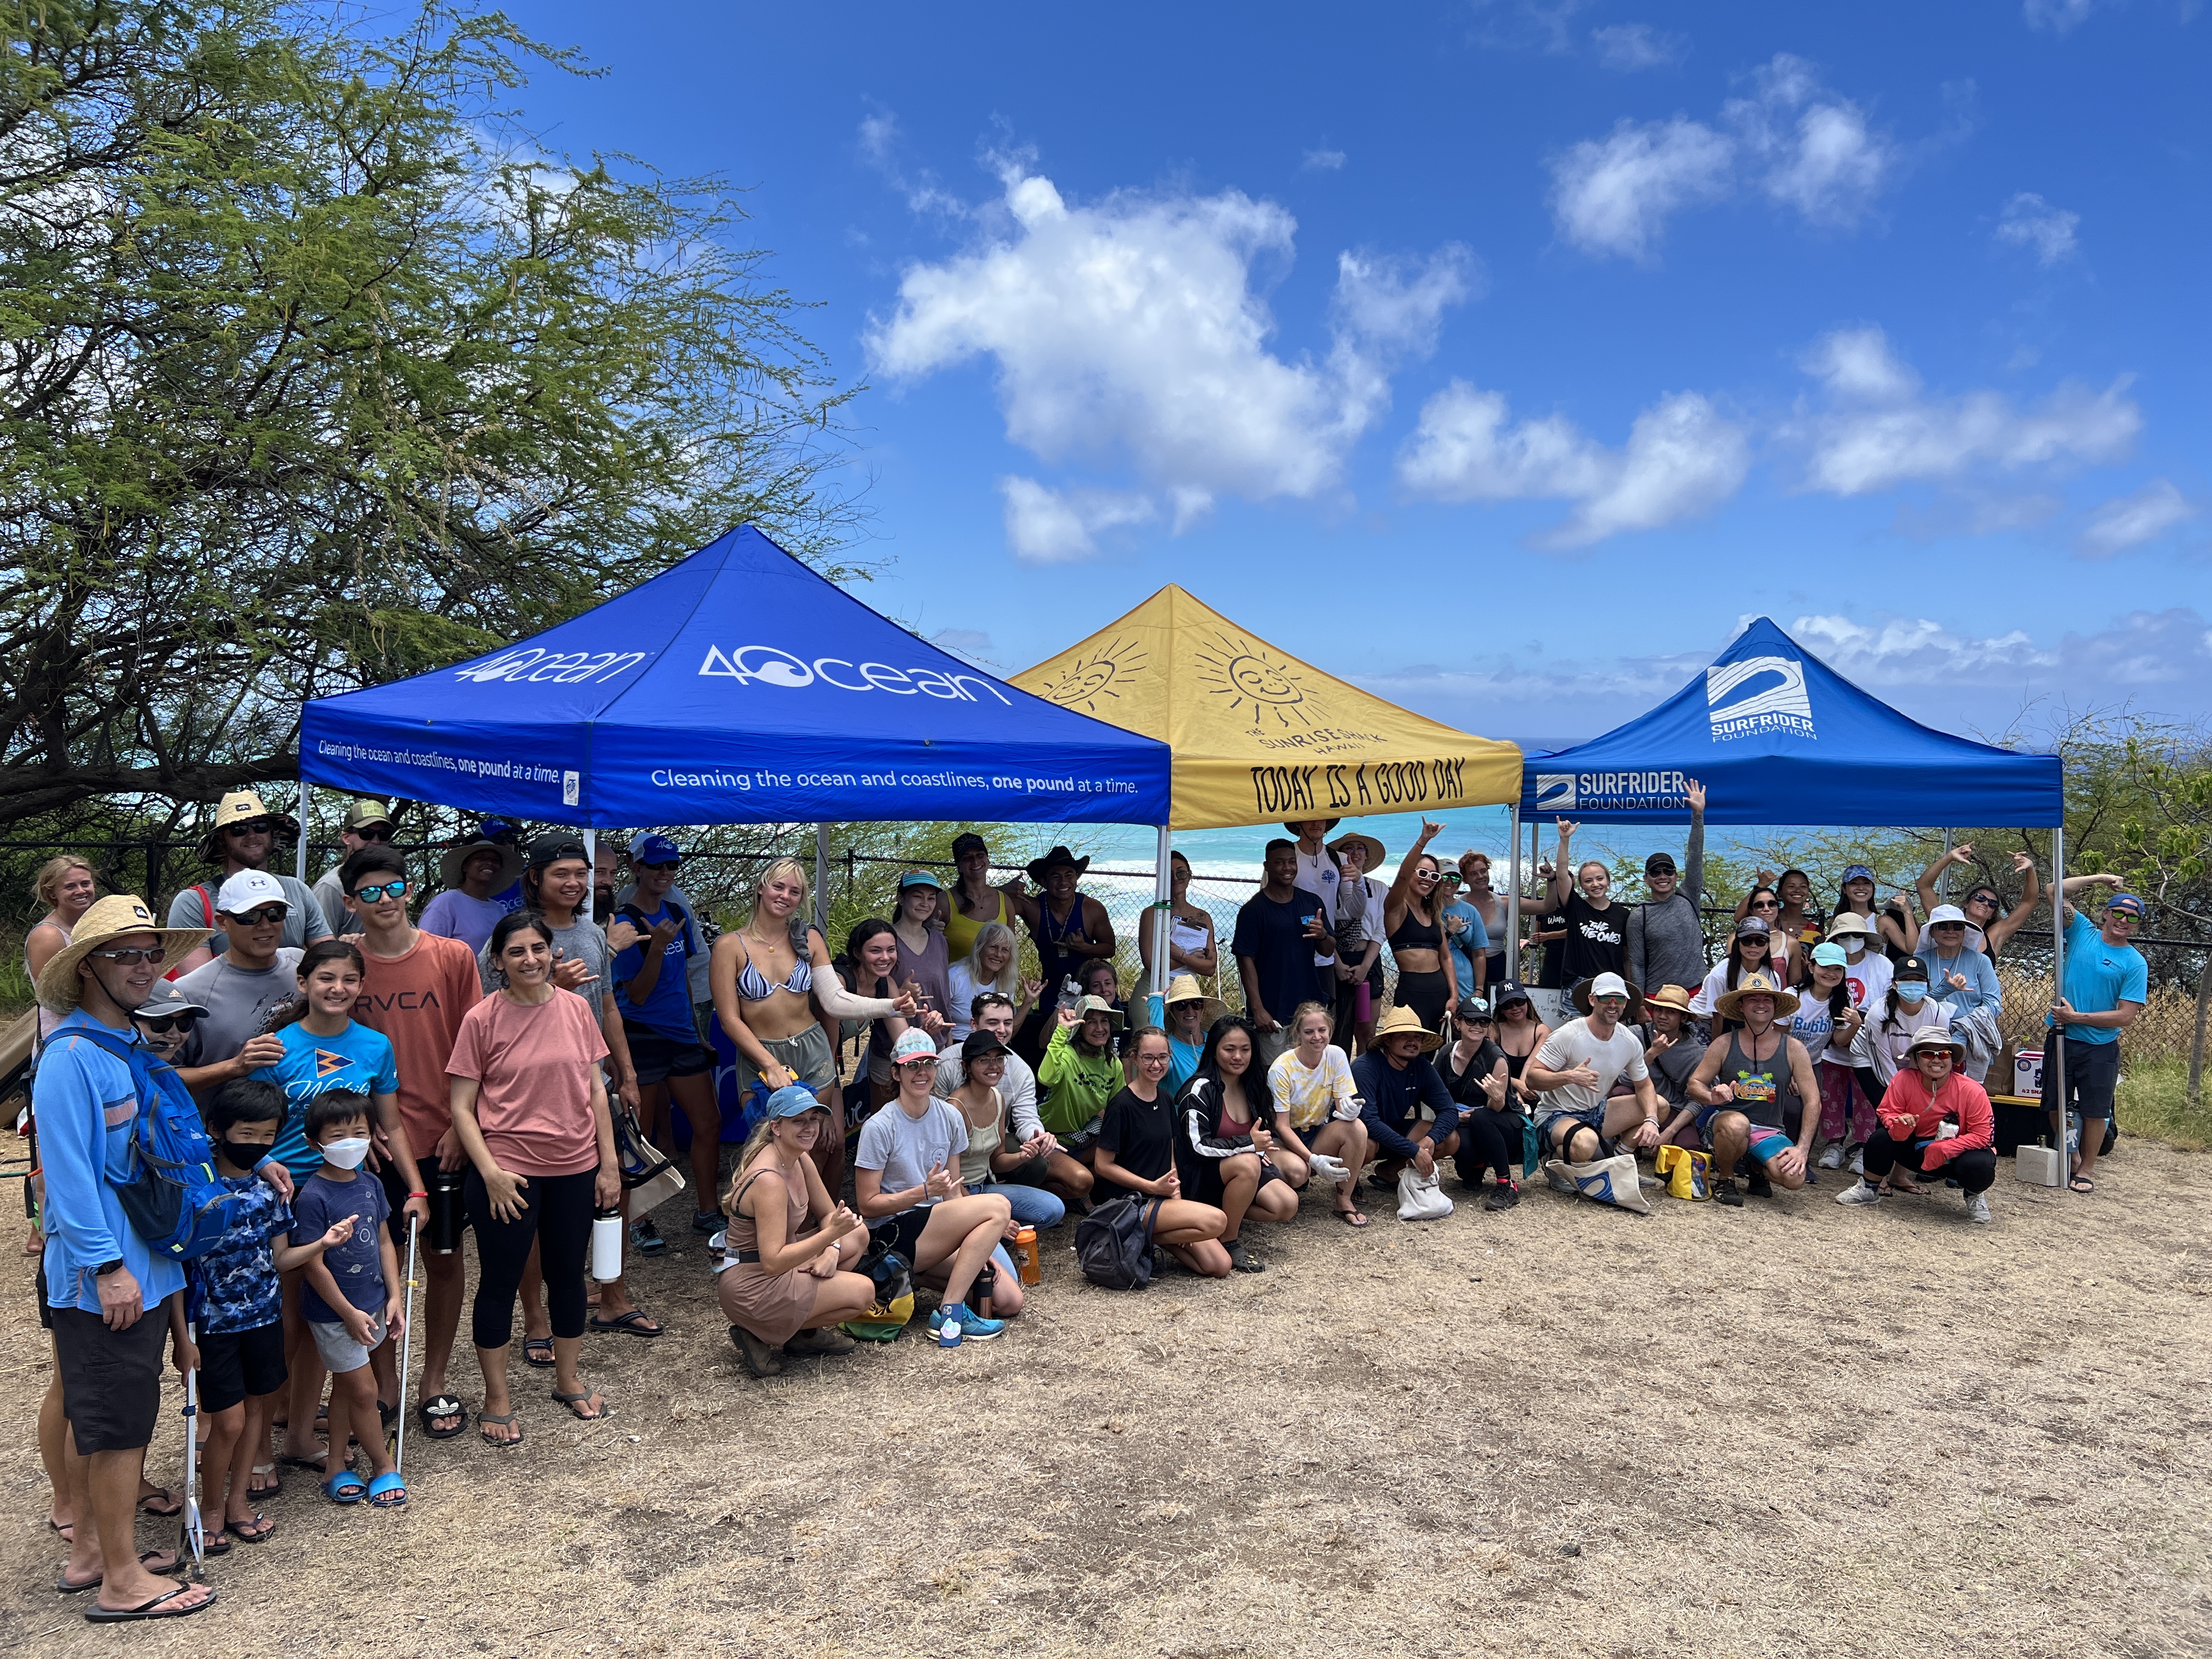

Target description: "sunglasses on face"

left=1751, top=899, right=1779, bottom=910
left=637, top=859, right=680, bottom=872
left=137, top=1012, right=199, bottom=1034
left=356, top=826, right=392, bottom=843
left=224, top=818, right=275, bottom=837
left=1933, top=922, right=1966, bottom=932
left=224, top=906, right=287, bottom=927
left=351, top=879, right=411, bottom=902
left=91, top=947, right=165, bottom=966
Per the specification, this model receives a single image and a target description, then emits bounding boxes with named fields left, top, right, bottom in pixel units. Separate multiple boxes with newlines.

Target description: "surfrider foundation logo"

left=1706, top=656, right=1814, bottom=742
left=1534, top=774, right=1577, bottom=811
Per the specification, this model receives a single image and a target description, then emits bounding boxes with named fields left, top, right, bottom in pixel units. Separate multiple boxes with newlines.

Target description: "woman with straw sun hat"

left=1162, top=974, right=1226, bottom=1093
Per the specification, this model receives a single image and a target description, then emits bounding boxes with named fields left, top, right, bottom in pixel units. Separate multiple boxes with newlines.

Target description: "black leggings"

left=1859, top=1128, right=1997, bottom=1194
left=466, top=1166, right=598, bottom=1349
left=1395, top=968, right=1451, bottom=1034
left=1453, top=1107, right=1519, bottom=1186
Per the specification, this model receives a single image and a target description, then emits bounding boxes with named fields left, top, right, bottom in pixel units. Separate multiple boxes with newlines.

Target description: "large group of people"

left=19, top=787, right=2152, bottom=1621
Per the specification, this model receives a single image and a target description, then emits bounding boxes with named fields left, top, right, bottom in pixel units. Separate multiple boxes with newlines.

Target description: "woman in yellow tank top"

left=945, top=833, right=1015, bottom=961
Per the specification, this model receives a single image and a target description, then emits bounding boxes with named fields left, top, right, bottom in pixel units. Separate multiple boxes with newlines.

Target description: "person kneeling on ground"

left=1686, top=973, right=1821, bottom=1207
left=1523, top=973, right=1662, bottom=1183
left=853, top=1029, right=1016, bottom=1342
left=1351, top=1006, right=1460, bottom=1201
left=1095, top=1028, right=1232, bottom=1277
left=1174, top=1017, right=1299, bottom=1273
left=1266, top=1001, right=1370, bottom=1228
left=1836, top=1028, right=1997, bottom=1224
left=720, top=1086, right=875, bottom=1378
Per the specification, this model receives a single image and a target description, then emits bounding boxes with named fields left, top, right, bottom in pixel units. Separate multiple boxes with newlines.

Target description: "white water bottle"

left=590, top=1209, right=623, bottom=1282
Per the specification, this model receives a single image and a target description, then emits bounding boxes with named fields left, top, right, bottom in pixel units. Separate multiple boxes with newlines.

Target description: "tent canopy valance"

left=300, top=526, right=1172, bottom=827
left=1012, top=584, right=1521, bottom=830
left=1516, top=617, right=2063, bottom=828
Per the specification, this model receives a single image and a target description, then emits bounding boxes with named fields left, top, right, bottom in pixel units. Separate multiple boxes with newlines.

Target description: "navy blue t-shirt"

left=1232, top=887, right=1331, bottom=1030
left=613, top=899, right=701, bottom=1044
left=291, top=1171, right=391, bottom=1322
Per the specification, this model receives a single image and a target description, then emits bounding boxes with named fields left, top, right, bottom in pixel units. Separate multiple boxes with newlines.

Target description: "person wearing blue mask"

left=1846, top=955, right=1950, bottom=1181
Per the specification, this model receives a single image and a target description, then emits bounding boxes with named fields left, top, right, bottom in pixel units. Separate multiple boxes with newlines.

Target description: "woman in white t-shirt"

left=1791, top=943, right=1867, bottom=1170
left=1264, top=1001, right=1371, bottom=1228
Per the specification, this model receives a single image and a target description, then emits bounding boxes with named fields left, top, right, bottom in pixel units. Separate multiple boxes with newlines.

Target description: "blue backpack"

left=65, top=1028, right=240, bottom=1263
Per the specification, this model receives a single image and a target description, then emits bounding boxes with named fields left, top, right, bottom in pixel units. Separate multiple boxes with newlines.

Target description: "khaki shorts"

left=735, top=1022, right=838, bottom=1094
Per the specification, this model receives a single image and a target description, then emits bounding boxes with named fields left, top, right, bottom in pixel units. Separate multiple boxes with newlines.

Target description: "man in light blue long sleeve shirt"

left=34, top=895, right=218, bottom=1620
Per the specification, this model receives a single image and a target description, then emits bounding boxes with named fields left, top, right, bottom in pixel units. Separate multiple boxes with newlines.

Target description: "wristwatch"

left=94, top=1258, right=126, bottom=1277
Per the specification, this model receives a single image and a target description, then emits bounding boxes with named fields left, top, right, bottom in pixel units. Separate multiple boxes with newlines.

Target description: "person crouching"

left=1835, top=1028, right=1998, bottom=1224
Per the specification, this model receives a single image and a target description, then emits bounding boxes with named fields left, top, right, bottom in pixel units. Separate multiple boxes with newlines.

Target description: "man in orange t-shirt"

left=339, top=845, right=482, bottom=1440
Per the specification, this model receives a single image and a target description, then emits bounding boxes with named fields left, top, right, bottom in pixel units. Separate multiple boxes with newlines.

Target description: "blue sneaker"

left=928, top=1301, right=1006, bottom=1342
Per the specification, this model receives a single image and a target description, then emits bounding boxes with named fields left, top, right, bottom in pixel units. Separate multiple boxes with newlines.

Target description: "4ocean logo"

left=1706, top=656, right=1814, bottom=742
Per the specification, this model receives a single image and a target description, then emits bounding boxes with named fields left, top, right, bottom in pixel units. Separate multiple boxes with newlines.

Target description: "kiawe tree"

left=0, top=0, right=860, bottom=827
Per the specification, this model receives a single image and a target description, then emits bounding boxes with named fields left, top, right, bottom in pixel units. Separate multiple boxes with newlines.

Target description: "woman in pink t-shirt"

left=449, top=911, right=620, bottom=1446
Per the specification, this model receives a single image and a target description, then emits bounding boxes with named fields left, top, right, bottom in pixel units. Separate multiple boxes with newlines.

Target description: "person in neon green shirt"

left=1036, top=997, right=1124, bottom=1164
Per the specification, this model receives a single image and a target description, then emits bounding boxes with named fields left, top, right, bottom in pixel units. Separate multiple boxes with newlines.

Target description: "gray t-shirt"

left=174, top=947, right=306, bottom=1066
left=312, top=867, right=364, bottom=938
left=168, top=874, right=331, bottom=956
left=1647, top=1031, right=1708, bottom=1112
left=1530, top=1015, right=1650, bottom=1129
left=851, top=1098, right=967, bottom=1223
left=933, top=1047, right=1042, bottom=1141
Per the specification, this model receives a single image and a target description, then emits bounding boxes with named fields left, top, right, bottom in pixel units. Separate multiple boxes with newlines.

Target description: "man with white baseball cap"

left=169, top=870, right=300, bottom=1091
left=1524, top=971, right=1664, bottom=1172
left=167, top=789, right=331, bottom=972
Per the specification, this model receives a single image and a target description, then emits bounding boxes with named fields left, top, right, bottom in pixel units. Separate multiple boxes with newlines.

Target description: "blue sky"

left=501, top=0, right=2208, bottom=751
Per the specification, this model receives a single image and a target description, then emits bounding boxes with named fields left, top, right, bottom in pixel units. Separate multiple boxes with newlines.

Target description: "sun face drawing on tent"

left=1012, top=585, right=1521, bottom=830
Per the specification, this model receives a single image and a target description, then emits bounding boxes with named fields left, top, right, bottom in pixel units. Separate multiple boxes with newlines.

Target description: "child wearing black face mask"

left=196, top=1079, right=295, bottom=1545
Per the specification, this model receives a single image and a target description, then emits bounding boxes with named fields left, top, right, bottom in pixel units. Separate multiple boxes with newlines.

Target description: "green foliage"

left=2116, top=1060, right=2212, bottom=1155
left=0, top=1, right=862, bottom=826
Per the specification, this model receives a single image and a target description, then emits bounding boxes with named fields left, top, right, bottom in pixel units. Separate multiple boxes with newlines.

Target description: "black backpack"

left=1074, top=1193, right=1161, bottom=1290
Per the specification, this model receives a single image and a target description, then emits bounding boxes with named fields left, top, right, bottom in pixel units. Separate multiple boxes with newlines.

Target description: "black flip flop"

left=588, top=1308, right=664, bottom=1338
left=522, top=1336, right=556, bottom=1368
left=84, top=1586, right=216, bottom=1623
left=417, top=1393, right=469, bottom=1439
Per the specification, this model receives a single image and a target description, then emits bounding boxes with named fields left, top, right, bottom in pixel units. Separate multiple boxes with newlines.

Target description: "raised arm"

left=1681, top=779, right=1707, bottom=906
left=1917, top=842, right=1974, bottom=918
left=1544, top=821, right=1578, bottom=911
left=1384, top=819, right=1445, bottom=928
left=1985, top=853, right=2041, bottom=951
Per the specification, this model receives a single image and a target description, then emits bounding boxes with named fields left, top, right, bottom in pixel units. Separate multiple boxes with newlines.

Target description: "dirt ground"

left=5, top=1138, right=2210, bottom=1659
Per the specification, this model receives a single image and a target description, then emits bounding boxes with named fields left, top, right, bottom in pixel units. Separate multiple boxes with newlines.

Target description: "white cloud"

left=1548, top=117, right=1733, bottom=261
left=2078, top=478, right=2196, bottom=560
left=1303, top=148, right=1346, bottom=171
left=1995, top=191, right=2080, bottom=264
left=1787, top=614, right=2058, bottom=682
left=1397, top=382, right=1748, bottom=548
left=997, top=477, right=1155, bottom=564
left=1724, top=54, right=1895, bottom=228
left=1791, top=326, right=2140, bottom=495
left=2023, top=0, right=2102, bottom=31
left=1550, top=54, right=1896, bottom=259
left=1469, top=0, right=1588, bottom=53
left=870, top=165, right=1471, bottom=536
left=1592, top=22, right=1686, bottom=71
left=855, top=109, right=967, bottom=219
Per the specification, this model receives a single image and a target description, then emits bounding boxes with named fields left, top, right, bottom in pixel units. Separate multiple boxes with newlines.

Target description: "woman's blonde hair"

left=728, top=1102, right=822, bottom=1209
left=960, top=921, right=1022, bottom=998
left=1289, top=1000, right=1334, bottom=1041
left=750, top=856, right=814, bottom=949
left=33, top=855, right=98, bottom=910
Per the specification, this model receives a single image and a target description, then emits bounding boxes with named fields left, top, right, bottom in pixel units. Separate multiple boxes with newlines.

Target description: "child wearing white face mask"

left=277, top=1092, right=407, bottom=1508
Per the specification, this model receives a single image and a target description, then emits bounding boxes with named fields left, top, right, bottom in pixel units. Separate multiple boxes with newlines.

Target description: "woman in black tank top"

left=1381, top=821, right=1455, bottom=1034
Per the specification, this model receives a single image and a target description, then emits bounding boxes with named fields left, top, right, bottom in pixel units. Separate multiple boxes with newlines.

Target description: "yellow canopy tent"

left=1013, top=584, right=1522, bottom=1007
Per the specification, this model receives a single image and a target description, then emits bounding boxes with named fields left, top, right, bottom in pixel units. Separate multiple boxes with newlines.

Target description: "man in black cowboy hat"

left=167, top=789, right=332, bottom=972
left=1012, top=845, right=1115, bottom=1066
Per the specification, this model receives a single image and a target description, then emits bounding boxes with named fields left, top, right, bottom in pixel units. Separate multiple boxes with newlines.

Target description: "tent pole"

left=1505, top=808, right=1521, bottom=988
left=296, top=784, right=311, bottom=884
left=814, top=823, right=830, bottom=934
left=1147, top=825, right=1172, bottom=1029
left=2051, top=824, right=2068, bottom=1195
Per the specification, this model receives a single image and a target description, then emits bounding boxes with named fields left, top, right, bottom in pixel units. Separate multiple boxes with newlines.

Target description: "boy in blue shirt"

left=278, top=1092, right=406, bottom=1508
left=195, top=1079, right=293, bottom=1544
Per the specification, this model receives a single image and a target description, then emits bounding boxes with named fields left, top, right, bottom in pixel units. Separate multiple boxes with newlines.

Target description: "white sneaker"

left=1965, top=1191, right=1993, bottom=1224
left=1816, top=1142, right=1844, bottom=1171
left=1847, top=1147, right=1865, bottom=1176
left=1835, top=1181, right=1883, bottom=1207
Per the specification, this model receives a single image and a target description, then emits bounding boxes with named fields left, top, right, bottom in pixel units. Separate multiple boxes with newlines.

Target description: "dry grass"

left=5, top=1138, right=2211, bottom=1658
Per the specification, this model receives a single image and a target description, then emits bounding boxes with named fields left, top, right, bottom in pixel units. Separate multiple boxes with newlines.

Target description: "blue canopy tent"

left=1507, top=617, right=2075, bottom=1186
left=300, top=524, right=1171, bottom=828
left=298, top=524, right=1172, bottom=1152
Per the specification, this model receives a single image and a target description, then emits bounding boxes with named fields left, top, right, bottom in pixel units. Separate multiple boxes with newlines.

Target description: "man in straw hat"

left=36, top=895, right=219, bottom=1622
left=420, top=833, right=528, bottom=956
left=1525, top=971, right=1664, bottom=1176
left=1639, top=984, right=1709, bottom=1150
left=167, top=789, right=333, bottom=972
left=1835, top=1025, right=1997, bottom=1223
left=1350, top=1006, right=1460, bottom=1194
left=1686, top=971, right=1823, bottom=1207
left=1012, top=845, right=1115, bottom=1065
left=311, top=798, right=396, bottom=940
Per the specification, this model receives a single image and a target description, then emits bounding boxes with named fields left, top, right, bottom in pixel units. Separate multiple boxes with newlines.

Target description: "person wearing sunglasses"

left=340, top=842, right=492, bottom=1438
left=2040, top=877, right=2147, bottom=1195
left=612, top=835, right=723, bottom=1234
left=167, top=789, right=332, bottom=974
left=170, top=870, right=304, bottom=1097
left=1379, top=820, right=1455, bottom=1035
left=615, top=831, right=714, bottom=1024
left=308, top=798, right=394, bottom=941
